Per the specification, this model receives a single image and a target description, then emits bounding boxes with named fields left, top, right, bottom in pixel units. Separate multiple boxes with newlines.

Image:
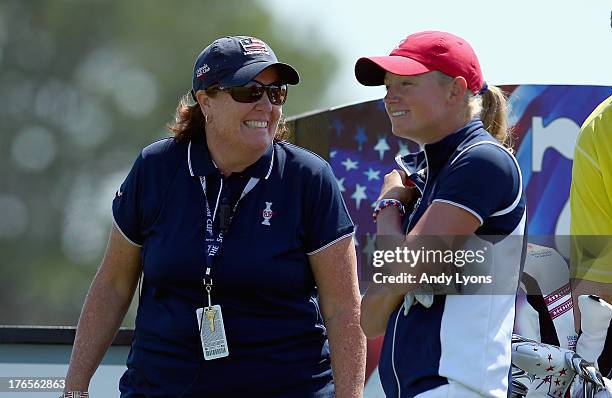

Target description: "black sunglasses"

left=212, top=81, right=288, bottom=105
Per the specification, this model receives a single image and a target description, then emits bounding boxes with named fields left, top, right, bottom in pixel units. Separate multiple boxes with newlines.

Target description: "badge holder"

left=196, top=281, right=229, bottom=360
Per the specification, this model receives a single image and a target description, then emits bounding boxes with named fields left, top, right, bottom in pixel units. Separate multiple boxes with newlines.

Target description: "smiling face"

left=200, top=67, right=282, bottom=171
left=383, top=71, right=456, bottom=145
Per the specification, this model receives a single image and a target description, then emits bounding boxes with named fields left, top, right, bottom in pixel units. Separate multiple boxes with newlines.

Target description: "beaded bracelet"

left=373, top=199, right=406, bottom=222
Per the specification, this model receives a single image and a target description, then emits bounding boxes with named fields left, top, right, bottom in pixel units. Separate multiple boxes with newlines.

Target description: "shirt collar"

left=187, top=132, right=275, bottom=179
left=396, top=119, right=485, bottom=182
left=187, top=131, right=216, bottom=177
left=422, top=119, right=484, bottom=172
left=240, top=144, right=274, bottom=179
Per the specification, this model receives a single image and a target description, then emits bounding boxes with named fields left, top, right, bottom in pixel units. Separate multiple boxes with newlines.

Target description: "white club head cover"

left=523, top=244, right=577, bottom=350
left=576, top=295, right=612, bottom=366
left=514, top=290, right=542, bottom=342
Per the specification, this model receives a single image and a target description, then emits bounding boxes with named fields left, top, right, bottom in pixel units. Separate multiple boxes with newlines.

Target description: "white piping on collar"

left=265, top=145, right=275, bottom=180
left=187, top=141, right=195, bottom=177
left=394, top=154, right=410, bottom=176
left=422, top=149, right=430, bottom=202
left=190, top=140, right=274, bottom=179
left=394, top=154, right=425, bottom=195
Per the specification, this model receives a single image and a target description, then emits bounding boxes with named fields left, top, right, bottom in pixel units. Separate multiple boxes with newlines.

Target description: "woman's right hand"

left=377, top=169, right=419, bottom=204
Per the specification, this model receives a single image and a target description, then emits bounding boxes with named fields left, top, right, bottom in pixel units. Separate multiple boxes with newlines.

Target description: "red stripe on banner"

left=549, top=298, right=573, bottom=320
left=544, top=283, right=571, bottom=306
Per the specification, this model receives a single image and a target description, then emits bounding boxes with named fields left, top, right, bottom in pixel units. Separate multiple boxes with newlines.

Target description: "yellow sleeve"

left=570, top=95, right=612, bottom=282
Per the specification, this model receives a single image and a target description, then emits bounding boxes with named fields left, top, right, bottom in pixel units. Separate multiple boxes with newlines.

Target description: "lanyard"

left=198, top=175, right=259, bottom=303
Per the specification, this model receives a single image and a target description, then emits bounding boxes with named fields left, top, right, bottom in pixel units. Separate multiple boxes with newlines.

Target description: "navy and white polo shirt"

left=112, top=131, right=354, bottom=397
left=378, top=119, right=527, bottom=398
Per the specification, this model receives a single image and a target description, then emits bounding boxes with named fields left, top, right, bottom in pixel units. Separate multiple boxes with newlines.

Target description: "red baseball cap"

left=355, top=31, right=486, bottom=94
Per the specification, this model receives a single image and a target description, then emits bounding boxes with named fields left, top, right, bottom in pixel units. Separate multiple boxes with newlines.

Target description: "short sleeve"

left=433, top=144, right=520, bottom=225
left=570, top=106, right=612, bottom=235
left=303, top=162, right=355, bottom=255
left=112, top=153, right=145, bottom=246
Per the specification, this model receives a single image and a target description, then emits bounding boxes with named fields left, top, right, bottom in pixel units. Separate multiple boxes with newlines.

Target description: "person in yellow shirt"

left=569, top=94, right=612, bottom=355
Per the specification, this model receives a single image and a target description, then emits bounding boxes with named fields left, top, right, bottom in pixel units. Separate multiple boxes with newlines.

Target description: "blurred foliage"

left=0, top=0, right=337, bottom=326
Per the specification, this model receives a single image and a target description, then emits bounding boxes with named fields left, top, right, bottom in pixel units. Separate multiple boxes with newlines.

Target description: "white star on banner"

left=397, top=140, right=410, bottom=157
left=374, top=136, right=391, bottom=161
left=362, top=233, right=377, bottom=265
left=341, top=157, right=359, bottom=171
left=336, top=177, right=346, bottom=192
left=364, top=167, right=381, bottom=181
left=330, top=150, right=337, bottom=158
left=351, top=184, right=367, bottom=210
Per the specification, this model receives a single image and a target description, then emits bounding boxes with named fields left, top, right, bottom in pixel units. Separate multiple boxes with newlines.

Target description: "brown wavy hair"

left=167, top=91, right=291, bottom=143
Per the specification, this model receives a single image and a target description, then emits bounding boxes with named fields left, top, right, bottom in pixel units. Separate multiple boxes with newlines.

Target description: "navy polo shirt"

left=378, top=120, right=527, bottom=398
left=112, top=132, right=354, bottom=397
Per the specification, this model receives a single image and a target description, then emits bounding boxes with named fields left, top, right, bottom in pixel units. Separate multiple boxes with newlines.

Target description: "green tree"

left=0, top=0, right=337, bottom=325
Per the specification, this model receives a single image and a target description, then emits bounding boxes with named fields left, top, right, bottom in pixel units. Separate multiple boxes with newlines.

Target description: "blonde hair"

left=436, top=72, right=513, bottom=151
left=468, top=86, right=513, bottom=151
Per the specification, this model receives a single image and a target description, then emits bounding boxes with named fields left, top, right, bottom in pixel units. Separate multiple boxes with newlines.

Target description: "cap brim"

left=220, top=61, right=300, bottom=87
left=355, top=56, right=431, bottom=86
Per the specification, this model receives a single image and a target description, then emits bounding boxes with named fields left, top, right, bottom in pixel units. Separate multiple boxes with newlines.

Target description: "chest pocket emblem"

left=261, top=202, right=274, bottom=226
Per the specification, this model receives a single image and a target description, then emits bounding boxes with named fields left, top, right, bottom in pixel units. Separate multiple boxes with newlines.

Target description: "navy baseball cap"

left=192, top=36, right=300, bottom=93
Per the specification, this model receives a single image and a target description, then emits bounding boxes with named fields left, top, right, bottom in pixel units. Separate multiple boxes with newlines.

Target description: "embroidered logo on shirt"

left=261, top=202, right=274, bottom=226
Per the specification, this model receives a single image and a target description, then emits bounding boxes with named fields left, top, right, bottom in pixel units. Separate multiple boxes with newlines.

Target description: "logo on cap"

left=239, top=37, right=269, bottom=56
left=196, top=64, right=211, bottom=80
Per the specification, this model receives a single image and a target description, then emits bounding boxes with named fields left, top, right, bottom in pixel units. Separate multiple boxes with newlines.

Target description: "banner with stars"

left=327, top=85, right=612, bottom=271
left=322, top=85, right=612, bottom=388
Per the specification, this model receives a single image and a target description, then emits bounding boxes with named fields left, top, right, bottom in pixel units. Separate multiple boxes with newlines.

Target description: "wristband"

left=373, top=199, right=405, bottom=222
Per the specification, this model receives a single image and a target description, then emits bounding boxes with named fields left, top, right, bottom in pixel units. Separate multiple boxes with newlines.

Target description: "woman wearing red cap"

left=62, top=36, right=365, bottom=398
left=356, top=31, right=526, bottom=397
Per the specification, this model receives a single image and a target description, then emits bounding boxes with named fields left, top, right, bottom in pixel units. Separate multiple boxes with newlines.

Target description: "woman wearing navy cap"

left=62, top=36, right=365, bottom=398
left=356, top=31, right=526, bottom=397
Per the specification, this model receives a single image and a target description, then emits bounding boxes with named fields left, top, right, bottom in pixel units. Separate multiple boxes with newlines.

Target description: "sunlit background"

left=0, top=0, right=610, bottom=326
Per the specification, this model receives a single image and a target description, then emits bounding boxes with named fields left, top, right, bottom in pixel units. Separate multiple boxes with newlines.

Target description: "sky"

left=261, top=0, right=612, bottom=113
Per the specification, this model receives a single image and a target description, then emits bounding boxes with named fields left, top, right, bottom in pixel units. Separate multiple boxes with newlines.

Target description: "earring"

left=205, top=114, right=209, bottom=124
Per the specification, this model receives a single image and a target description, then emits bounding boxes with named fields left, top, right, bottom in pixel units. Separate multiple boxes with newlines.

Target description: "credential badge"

left=261, top=202, right=273, bottom=226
